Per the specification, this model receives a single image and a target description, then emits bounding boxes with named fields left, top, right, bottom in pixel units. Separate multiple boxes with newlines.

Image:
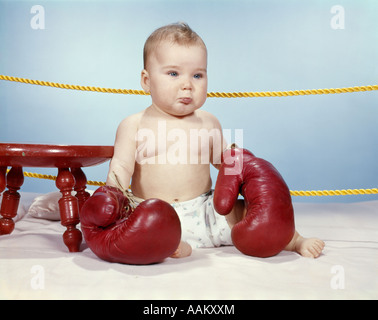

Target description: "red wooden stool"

left=0, top=143, right=113, bottom=252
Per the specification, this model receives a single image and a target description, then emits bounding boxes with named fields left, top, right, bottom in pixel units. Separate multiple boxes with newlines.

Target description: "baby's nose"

left=181, top=78, right=193, bottom=90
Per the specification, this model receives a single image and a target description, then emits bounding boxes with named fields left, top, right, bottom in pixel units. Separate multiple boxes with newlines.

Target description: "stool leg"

left=71, top=167, right=90, bottom=211
left=0, top=166, right=6, bottom=193
left=0, top=167, right=24, bottom=235
left=55, top=168, right=82, bottom=252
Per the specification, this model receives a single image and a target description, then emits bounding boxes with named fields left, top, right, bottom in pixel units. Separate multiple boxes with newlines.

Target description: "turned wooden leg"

left=0, top=167, right=24, bottom=235
left=55, top=168, right=82, bottom=252
left=0, top=166, right=6, bottom=193
left=71, top=167, right=90, bottom=211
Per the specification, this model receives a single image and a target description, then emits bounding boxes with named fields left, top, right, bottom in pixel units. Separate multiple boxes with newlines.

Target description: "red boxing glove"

left=80, top=186, right=181, bottom=265
left=214, top=148, right=295, bottom=258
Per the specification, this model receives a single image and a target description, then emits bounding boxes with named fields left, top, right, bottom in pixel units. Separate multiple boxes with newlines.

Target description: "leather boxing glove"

left=80, top=186, right=181, bottom=265
left=214, top=147, right=295, bottom=258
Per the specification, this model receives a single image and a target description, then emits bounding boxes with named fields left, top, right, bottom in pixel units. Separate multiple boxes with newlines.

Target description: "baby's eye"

left=168, top=71, right=178, bottom=77
left=193, top=73, right=202, bottom=79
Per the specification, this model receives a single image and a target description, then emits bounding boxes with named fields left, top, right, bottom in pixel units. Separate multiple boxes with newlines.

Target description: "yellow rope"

left=289, top=188, right=378, bottom=197
left=21, top=171, right=106, bottom=187
left=1, top=75, right=377, bottom=196
left=1, top=75, right=377, bottom=98
left=4, top=170, right=373, bottom=196
left=0, top=75, right=148, bottom=96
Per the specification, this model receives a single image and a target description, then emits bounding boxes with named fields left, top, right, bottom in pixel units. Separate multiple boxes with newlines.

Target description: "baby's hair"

left=143, top=22, right=206, bottom=69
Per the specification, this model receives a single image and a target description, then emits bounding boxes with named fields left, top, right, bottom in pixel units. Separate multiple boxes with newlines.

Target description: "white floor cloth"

left=0, top=192, right=377, bottom=300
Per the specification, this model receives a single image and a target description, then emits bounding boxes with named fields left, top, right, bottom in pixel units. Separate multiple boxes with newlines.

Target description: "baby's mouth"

left=179, top=97, right=192, bottom=105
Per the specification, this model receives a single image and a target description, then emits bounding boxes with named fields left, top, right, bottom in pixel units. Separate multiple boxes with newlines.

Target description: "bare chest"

left=135, top=120, right=221, bottom=165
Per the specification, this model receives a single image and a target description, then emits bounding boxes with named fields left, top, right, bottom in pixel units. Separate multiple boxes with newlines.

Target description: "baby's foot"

left=170, top=241, right=192, bottom=258
left=295, top=236, right=325, bottom=258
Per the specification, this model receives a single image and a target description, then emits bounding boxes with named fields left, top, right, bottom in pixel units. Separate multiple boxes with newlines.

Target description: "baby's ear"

left=140, top=69, right=150, bottom=93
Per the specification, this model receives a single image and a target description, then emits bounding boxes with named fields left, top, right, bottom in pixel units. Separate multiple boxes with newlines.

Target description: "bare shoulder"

left=118, top=111, right=144, bottom=129
left=116, top=110, right=145, bottom=135
left=195, top=109, right=222, bottom=128
left=113, top=111, right=146, bottom=147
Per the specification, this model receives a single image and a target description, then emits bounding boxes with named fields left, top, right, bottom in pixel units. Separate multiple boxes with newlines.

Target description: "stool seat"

left=0, top=143, right=113, bottom=168
left=0, top=143, right=114, bottom=252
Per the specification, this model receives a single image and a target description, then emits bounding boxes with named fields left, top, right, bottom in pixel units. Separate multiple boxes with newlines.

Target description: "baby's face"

left=142, top=40, right=208, bottom=117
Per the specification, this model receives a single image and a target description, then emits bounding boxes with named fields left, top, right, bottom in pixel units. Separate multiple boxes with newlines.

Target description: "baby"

left=106, top=22, right=325, bottom=259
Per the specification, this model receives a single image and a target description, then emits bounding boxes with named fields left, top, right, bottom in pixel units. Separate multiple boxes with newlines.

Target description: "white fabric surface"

left=0, top=192, right=377, bottom=300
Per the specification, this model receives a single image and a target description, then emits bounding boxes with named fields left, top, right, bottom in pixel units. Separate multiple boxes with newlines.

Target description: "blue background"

left=1, top=0, right=377, bottom=202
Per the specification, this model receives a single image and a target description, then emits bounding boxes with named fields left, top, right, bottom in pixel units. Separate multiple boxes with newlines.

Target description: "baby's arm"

left=206, top=112, right=227, bottom=170
left=106, top=115, right=139, bottom=190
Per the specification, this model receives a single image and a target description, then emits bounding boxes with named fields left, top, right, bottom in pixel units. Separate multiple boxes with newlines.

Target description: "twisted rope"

left=1, top=75, right=377, bottom=98
left=22, top=170, right=106, bottom=187
left=14, top=171, right=378, bottom=197
left=289, top=188, right=378, bottom=197
left=1, top=75, right=377, bottom=196
left=0, top=75, right=148, bottom=96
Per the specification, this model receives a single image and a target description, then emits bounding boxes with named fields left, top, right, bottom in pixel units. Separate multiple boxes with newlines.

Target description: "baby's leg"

left=284, top=231, right=325, bottom=258
left=170, top=241, right=192, bottom=258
